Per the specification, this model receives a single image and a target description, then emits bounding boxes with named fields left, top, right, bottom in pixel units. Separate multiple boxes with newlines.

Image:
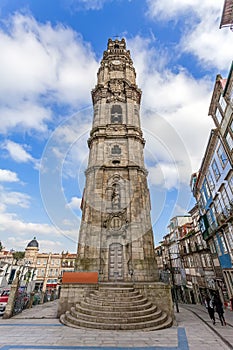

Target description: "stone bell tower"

left=76, top=38, right=158, bottom=282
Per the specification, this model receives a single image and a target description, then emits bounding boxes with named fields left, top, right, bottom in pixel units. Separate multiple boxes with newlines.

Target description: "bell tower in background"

left=76, top=38, right=158, bottom=282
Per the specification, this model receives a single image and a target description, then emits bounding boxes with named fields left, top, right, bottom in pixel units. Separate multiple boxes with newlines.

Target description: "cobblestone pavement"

left=0, top=300, right=232, bottom=350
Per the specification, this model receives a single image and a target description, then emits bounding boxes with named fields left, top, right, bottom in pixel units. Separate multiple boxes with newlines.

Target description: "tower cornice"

left=85, top=164, right=148, bottom=176
left=87, top=126, right=145, bottom=148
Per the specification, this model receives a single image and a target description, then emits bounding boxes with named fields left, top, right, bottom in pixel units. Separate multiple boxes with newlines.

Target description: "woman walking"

left=204, top=295, right=216, bottom=325
left=214, top=294, right=226, bottom=326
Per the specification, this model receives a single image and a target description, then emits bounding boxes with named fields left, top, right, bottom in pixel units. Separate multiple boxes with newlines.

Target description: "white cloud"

left=2, top=140, right=34, bottom=163
left=128, top=36, right=214, bottom=183
left=0, top=13, right=98, bottom=134
left=146, top=0, right=233, bottom=71
left=146, top=0, right=220, bottom=19
left=148, top=163, right=179, bottom=190
left=0, top=209, right=77, bottom=252
left=65, top=0, right=109, bottom=11
left=180, top=14, right=233, bottom=71
left=0, top=185, right=30, bottom=209
left=0, top=169, right=19, bottom=182
left=0, top=102, right=51, bottom=134
left=67, top=196, right=82, bottom=210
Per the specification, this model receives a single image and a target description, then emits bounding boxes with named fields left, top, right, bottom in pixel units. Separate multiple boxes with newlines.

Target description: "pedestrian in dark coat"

left=204, top=295, right=216, bottom=325
left=213, top=294, right=226, bottom=326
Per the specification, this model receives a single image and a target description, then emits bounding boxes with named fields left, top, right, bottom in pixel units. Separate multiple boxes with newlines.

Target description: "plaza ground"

left=0, top=300, right=233, bottom=350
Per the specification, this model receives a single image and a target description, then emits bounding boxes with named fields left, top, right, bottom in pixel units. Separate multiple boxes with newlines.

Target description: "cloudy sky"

left=0, top=0, right=232, bottom=253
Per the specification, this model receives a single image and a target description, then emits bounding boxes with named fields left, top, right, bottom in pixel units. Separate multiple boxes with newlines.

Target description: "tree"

left=13, top=251, right=25, bottom=264
left=0, top=241, right=3, bottom=251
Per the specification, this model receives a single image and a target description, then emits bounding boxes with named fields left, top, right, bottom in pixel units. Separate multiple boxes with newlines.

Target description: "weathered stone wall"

left=134, top=282, right=174, bottom=319
left=57, top=283, right=98, bottom=317
left=57, top=282, right=174, bottom=320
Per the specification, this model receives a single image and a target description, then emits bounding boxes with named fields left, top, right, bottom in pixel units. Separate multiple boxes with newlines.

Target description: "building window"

left=230, top=119, right=233, bottom=133
left=207, top=210, right=213, bottom=226
left=209, top=240, right=216, bottom=254
left=203, top=180, right=211, bottom=200
left=228, top=173, right=233, bottom=194
left=214, top=238, right=221, bottom=255
left=111, top=145, right=121, bottom=155
left=201, top=255, right=206, bottom=267
left=201, top=190, right=207, bottom=206
left=226, top=132, right=233, bottom=150
left=207, top=171, right=215, bottom=190
left=217, top=144, right=228, bottom=168
left=220, top=186, right=230, bottom=208
left=219, top=96, right=227, bottom=113
left=211, top=159, right=221, bottom=180
left=219, top=233, right=228, bottom=254
left=111, top=105, right=122, bottom=124
left=216, top=108, right=223, bottom=124
left=228, top=227, right=233, bottom=249
left=215, top=197, right=223, bottom=215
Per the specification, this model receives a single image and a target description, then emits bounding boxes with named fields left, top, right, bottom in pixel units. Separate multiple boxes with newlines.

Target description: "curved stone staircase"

left=60, top=284, right=173, bottom=331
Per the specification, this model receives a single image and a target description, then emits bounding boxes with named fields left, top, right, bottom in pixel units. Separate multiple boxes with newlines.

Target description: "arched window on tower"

left=111, top=105, right=122, bottom=124
left=111, top=145, right=121, bottom=155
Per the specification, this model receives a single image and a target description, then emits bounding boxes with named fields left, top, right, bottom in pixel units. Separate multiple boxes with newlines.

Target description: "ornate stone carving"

left=103, top=209, right=128, bottom=238
left=111, top=183, right=120, bottom=208
left=106, top=79, right=125, bottom=102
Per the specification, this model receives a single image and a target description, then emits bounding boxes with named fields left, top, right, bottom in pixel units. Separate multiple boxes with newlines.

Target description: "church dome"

left=27, top=237, right=39, bottom=248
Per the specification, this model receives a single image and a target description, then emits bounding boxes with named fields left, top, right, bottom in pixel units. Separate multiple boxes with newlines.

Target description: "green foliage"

left=13, top=251, right=25, bottom=263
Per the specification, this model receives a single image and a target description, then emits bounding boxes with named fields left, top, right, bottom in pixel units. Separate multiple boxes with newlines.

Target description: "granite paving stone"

left=1, top=301, right=233, bottom=350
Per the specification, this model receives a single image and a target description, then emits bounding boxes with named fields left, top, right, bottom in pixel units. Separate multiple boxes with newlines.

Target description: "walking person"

left=204, top=295, right=216, bottom=325
left=213, top=293, right=226, bottom=326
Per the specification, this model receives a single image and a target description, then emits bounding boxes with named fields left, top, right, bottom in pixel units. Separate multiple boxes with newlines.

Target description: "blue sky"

left=0, top=0, right=232, bottom=253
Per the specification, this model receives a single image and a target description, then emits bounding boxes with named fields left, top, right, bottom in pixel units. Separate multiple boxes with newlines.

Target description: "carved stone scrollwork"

left=107, top=79, right=126, bottom=103
left=109, top=62, right=125, bottom=71
left=125, top=87, right=141, bottom=104
left=92, top=87, right=108, bottom=104
left=103, top=209, right=128, bottom=238
left=111, top=183, right=121, bottom=209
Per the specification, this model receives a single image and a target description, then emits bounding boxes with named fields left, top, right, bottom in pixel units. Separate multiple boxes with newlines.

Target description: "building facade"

left=0, top=238, right=76, bottom=298
left=189, top=65, right=233, bottom=303
left=156, top=212, right=218, bottom=305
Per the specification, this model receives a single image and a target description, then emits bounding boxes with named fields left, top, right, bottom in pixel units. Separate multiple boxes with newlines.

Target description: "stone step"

left=142, top=316, right=173, bottom=331
left=91, top=288, right=139, bottom=296
left=61, top=311, right=170, bottom=331
left=60, top=285, right=173, bottom=331
left=99, top=283, right=134, bottom=289
left=75, top=303, right=157, bottom=317
left=89, top=291, right=143, bottom=302
left=70, top=306, right=162, bottom=324
left=79, top=300, right=153, bottom=312
left=84, top=295, right=148, bottom=307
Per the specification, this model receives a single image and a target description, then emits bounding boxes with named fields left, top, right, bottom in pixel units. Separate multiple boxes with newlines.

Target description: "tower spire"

left=76, top=38, right=158, bottom=282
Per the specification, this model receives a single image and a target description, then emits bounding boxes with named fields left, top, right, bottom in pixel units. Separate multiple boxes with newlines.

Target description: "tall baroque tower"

left=76, top=38, right=158, bottom=282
